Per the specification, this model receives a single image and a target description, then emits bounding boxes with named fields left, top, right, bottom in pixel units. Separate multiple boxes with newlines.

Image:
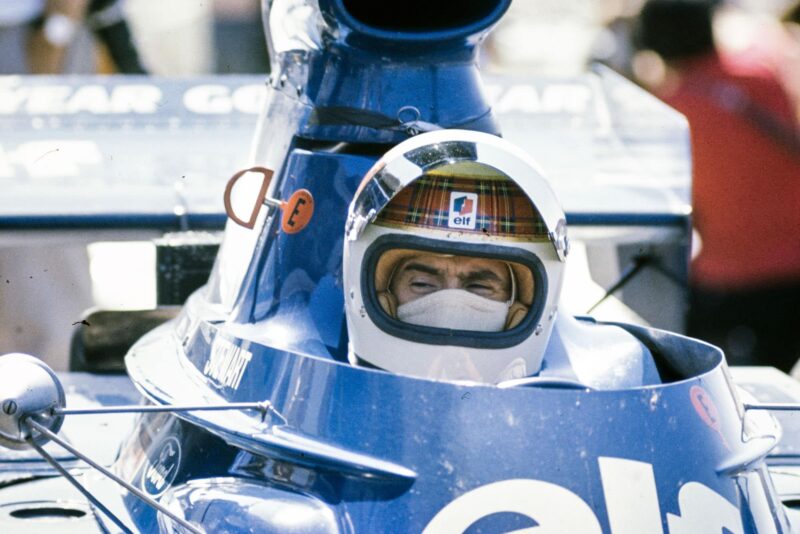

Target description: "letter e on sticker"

left=281, top=189, right=314, bottom=234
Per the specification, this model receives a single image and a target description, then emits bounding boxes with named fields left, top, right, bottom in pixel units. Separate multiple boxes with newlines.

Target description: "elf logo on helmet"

left=448, top=192, right=478, bottom=230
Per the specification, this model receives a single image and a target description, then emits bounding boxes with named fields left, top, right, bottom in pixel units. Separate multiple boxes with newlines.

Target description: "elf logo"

left=424, top=457, right=745, bottom=533
left=448, top=192, right=477, bottom=230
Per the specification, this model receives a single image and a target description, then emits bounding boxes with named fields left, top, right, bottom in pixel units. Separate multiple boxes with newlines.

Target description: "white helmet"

left=344, top=130, right=568, bottom=383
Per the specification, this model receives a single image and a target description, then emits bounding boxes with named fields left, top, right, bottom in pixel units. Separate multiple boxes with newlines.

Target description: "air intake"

left=340, top=0, right=505, bottom=34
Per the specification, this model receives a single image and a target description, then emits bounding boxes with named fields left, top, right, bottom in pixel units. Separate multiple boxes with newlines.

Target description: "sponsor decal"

left=448, top=192, right=478, bottom=230
left=690, top=385, right=730, bottom=450
left=425, top=457, right=744, bottom=534
left=142, top=437, right=181, bottom=497
left=204, top=337, right=253, bottom=390
left=0, top=84, right=163, bottom=115
left=0, top=81, right=263, bottom=115
left=182, top=84, right=263, bottom=114
left=281, top=189, right=315, bottom=234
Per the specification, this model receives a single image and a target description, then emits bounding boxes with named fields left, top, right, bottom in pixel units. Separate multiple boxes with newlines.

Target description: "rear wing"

left=0, top=69, right=689, bottom=231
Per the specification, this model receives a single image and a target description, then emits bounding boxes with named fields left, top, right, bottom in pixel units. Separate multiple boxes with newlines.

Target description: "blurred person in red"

left=637, top=0, right=800, bottom=371
left=783, top=0, right=800, bottom=120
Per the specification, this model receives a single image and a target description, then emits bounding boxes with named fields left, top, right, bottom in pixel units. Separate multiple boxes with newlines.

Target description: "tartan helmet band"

left=373, top=172, right=549, bottom=239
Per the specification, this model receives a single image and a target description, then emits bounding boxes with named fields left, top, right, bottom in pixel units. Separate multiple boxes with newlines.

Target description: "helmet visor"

left=377, top=249, right=533, bottom=332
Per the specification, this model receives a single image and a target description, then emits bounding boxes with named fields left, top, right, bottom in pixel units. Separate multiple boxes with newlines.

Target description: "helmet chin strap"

left=385, top=262, right=400, bottom=298
left=506, top=262, right=516, bottom=305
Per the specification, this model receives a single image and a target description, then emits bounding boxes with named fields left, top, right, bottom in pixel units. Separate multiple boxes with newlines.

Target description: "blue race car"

left=2, top=1, right=799, bottom=532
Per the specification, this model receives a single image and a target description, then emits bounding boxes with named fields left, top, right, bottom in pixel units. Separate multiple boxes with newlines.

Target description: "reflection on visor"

left=375, top=249, right=532, bottom=332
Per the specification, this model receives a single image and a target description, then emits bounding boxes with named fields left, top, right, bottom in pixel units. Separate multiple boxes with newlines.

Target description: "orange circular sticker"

left=280, top=189, right=314, bottom=234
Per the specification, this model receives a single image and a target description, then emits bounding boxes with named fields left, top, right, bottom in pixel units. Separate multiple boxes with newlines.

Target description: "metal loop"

left=396, top=105, right=421, bottom=124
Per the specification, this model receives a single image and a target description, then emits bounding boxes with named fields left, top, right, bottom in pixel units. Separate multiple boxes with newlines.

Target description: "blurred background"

left=1, top=0, right=796, bottom=80
left=1, top=0, right=798, bottom=372
left=0, top=0, right=269, bottom=75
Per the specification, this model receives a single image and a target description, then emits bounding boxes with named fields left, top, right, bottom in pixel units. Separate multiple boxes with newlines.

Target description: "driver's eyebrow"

left=402, top=262, right=442, bottom=277
left=459, top=269, right=503, bottom=284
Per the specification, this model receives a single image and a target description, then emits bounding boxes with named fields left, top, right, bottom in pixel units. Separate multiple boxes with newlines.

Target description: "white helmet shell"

left=344, top=130, right=568, bottom=383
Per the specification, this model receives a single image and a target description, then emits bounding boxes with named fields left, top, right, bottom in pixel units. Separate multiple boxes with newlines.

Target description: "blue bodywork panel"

left=74, top=318, right=784, bottom=532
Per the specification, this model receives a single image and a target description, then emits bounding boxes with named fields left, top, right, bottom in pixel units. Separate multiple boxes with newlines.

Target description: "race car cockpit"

left=344, top=129, right=662, bottom=387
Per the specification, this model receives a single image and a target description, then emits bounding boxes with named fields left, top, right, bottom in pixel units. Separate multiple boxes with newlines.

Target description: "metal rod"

left=743, top=403, right=800, bottom=412
left=26, top=418, right=203, bottom=534
left=587, top=255, right=651, bottom=313
left=28, top=437, right=134, bottom=534
left=54, top=401, right=271, bottom=417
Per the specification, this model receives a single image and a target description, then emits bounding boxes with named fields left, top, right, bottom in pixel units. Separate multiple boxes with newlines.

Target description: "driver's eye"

left=465, top=283, right=494, bottom=296
left=409, top=278, right=440, bottom=293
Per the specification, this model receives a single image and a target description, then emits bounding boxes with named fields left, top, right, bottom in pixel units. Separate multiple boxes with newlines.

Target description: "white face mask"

left=396, top=289, right=511, bottom=332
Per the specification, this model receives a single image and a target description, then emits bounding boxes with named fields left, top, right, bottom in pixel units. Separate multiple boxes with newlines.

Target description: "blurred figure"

left=125, top=0, right=268, bottom=76
left=0, top=0, right=145, bottom=74
left=782, top=0, right=800, bottom=119
left=589, top=0, right=646, bottom=79
left=637, top=0, right=800, bottom=370
left=85, top=0, right=147, bottom=73
left=483, top=0, right=599, bottom=75
left=213, top=0, right=269, bottom=74
left=125, top=0, right=214, bottom=75
left=590, top=14, right=638, bottom=79
left=0, top=0, right=46, bottom=72
left=26, top=0, right=91, bottom=73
